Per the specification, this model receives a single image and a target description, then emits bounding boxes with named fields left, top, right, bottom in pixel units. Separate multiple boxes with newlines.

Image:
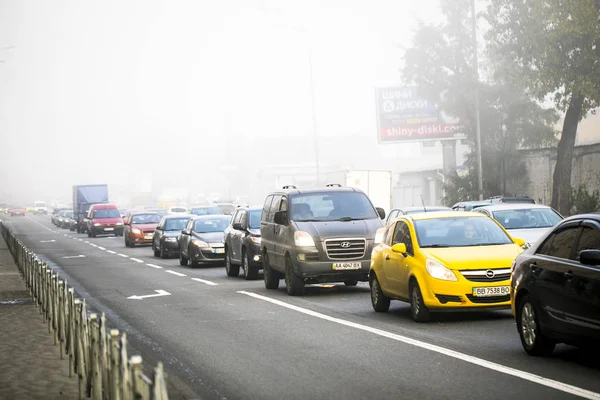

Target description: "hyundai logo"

left=340, top=242, right=352, bottom=248
left=486, top=270, right=495, bottom=278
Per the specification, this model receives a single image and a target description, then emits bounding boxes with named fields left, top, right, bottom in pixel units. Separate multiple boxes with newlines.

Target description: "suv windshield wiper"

left=337, top=217, right=366, bottom=222
left=294, top=219, right=322, bottom=222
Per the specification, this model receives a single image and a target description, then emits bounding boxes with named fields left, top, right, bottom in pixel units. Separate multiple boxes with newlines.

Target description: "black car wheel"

left=153, top=242, right=160, bottom=257
left=160, top=243, right=167, bottom=259
left=410, top=280, right=431, bottom=322
left=263, top=251, right=279, bottom=290
left=179, top=247, right=188, bottom=266
left=225, top=248, right=240, bottom=277
left=517, top=294, right=556, bottom=356
left=242, top=250, right=258, bottom=280
left=370, top=275, right=390, bottom=312
left=285, top=256, right=305, bottom=296
left=189, top=246, right=199, bottom=268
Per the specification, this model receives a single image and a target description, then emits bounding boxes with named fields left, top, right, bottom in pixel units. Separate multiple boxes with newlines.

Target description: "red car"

left=9, top=208, right=26, bottom=216
left=124, top=212, right=161, bottom=247
left=85, top=204, right=124, bottom=237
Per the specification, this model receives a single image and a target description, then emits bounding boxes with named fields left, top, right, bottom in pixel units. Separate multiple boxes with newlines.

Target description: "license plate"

left=332, top=262, right=362, bottom=270
left=104, top=227, right=114, bottom=231
left=144, top=235, right=153, bottom=240
left=472, top=286, right=510, bottom=297
left=213, top=248, right=225, bottom=254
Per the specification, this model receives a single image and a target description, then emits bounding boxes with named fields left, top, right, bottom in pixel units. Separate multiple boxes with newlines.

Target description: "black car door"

left=566, top=220, right=600, bottom=339
left=532, top=221, right=582, bottom=335
left=154, top=218, right=165, bottom=248
left=230, top=210, right=244, bottom=263
left=181, top=219, right=194, bottom=257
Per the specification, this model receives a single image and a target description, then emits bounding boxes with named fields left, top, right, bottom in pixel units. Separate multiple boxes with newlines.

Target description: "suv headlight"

left=192, top=239, right=209, bottom=248
left=249, top=236, right=261, bottom=244
left=425, top=259, right=457, bottom=281
left=294, top=231, right=316, bottom=247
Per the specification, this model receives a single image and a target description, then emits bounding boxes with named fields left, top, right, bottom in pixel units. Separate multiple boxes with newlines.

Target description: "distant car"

left=472, top=204, right=563, bottom=246
left=511, top=213, right=600, bottom=356
left=178, top=215, right=230, bottom=267
left=57, top=210, right=73, bottom=228
left=214, top=202, right=236, bottom=215
left=386, top=206, right=451, bottom=225
left=224, top=206, right=263, bottom=279
left=166, top=206, right=188, bottom=215
left=370, top=211, right=526, bottom=322
left=85, top=204, right=124, bottom=237
left=9, top=208, right=26, bottom=217
left=190, top=205, right=224, bottom=216
left=451, top=201, right=491, bottom=211
left=51, top=207, right=70, bottom=225
left=488, top=195, right=535, bottom=204
left=152, top=214, right=193, bottom=258
left=124, top=212, right=161, bottom=247
left=146, top=208, right=166, bottom=216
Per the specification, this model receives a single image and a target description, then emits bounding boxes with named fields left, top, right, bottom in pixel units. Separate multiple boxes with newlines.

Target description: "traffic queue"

left=40, top=184, right=599, bottom=358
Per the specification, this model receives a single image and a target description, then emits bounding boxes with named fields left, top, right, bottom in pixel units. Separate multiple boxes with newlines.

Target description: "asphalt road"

left=3, top=214, right=600, bottom=400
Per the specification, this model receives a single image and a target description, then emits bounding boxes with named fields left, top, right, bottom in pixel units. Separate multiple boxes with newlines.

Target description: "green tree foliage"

left=402, top=0, right=558, bottom=204
left=486, top=0, right=600, bottom=214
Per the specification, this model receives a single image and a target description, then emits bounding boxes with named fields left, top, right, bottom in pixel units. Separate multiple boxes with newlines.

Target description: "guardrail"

left=0, top=223, right=169, bottom=400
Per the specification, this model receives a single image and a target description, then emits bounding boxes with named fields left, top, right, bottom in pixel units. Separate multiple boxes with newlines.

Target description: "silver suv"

left=260, top=185, right=386, bottom=296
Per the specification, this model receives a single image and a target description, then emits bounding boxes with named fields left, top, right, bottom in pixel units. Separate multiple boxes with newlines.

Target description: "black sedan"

left=511, top=212, right=600, bottom=356
left=152, top=214, right=192, bottom=258
left=179, top=215, right=231, bottom=267
left=224, top=206, right=263, bottom=279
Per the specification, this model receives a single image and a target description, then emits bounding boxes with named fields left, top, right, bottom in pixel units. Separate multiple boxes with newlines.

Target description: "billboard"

left=375, top=87, right=466, bottom=143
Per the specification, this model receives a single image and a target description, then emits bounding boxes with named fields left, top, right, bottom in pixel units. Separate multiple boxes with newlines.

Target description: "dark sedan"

left=511, top=213, right=600, bottom=356
left=179, top=215, right=230, bottom=267
left=224, top=206, right=262, bottom=279
left=152, top=214, right=192, bottom=258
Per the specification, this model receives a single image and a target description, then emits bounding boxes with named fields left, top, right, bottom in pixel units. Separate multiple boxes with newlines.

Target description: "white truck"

left=322, top=170, right=392, bottom=215
left=33, top=201, right=48, bottom=214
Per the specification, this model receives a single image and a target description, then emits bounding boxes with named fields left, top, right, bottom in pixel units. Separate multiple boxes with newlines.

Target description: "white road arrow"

left=127, top=290, right=171, bottom=300
left=40, top=239, right=56, bottom=243
left=62, top=255, right=86, bottom=259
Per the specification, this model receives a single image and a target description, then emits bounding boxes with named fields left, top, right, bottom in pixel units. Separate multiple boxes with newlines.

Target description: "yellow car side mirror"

left=512, top=237, right=526, bottom=247
left=391, top=243, right=407, bottom=254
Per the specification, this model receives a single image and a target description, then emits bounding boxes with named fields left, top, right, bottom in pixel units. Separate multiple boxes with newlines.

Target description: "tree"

left=486, top=0, right=600, bottom=214
left=402, top=0, right=557, bottom=202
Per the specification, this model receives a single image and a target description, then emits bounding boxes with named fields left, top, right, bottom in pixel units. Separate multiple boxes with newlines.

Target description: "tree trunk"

left=551, top=93, right=584, bottom=215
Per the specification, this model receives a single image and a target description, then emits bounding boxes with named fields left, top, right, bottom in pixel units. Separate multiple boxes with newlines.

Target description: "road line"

left=78, top=239, right=83, bottom=241
left=97, top=246, right=106, bottom=250
left=130, top=258, right=144, bottom=263
left=84, top=241, right=90, bottom=244
left=89, top=244, right=98, bottom=248
left=63, top=234, right=68, bottom=236
left=165, top=270, right=186, bottom=277
left=237, top=291, right=600, bottom=400
left=117, top=253, right=129, bottom=258
left=191, top=278, right=218, bottom=286
left=146, top=263, right=163, bottom=269
left=106, top=250, right=116, bottom=254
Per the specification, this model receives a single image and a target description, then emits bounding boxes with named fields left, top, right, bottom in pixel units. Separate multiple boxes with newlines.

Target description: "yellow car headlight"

left=425, top=259, right=457, bottom=281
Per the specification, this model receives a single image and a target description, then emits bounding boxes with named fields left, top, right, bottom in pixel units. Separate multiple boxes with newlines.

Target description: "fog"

left=0, top=0, right=443, bottom=207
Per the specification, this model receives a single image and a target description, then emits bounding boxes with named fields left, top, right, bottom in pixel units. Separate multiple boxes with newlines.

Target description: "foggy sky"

left=0, top=0, right=443, bottom=205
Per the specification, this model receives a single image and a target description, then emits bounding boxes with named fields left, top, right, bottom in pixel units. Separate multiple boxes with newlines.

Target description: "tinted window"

left=538, top=226, right=580, bottom=259
left=131, top=214, right=161, bottom=224
left=165, top=218, right=189, bottom=231
left=382, top=225, right=394, bottom=246
left=262, top=195, right=274, bottom=222
left=392, top=221, right=413, bottom=254
left=248, top=210, right=262, bottom=229
left=191, top=206, right=223, bottom=216
left=289, top=192, right=377, bottom=221
left=575, top=225, right=600, bottom=259
left=193, top=217, right=231, bottom=233
left=92, top=209, right=120, bottom=218
left=65, top=211, right=73, bottom=218
left=217, top=204, right=235, bottom=215
left=268, top=195, right=282, bottom=222
left=414, top=217, right=513, bottom=248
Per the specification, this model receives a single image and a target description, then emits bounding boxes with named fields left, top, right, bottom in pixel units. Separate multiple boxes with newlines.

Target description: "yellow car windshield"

left=414, top=217, right=512, bottom=248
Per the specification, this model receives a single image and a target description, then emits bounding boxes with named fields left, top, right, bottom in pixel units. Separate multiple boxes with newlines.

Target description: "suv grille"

left=460, top=268, right=511, bottom=283
left=324, top=238, right=366, bottom=260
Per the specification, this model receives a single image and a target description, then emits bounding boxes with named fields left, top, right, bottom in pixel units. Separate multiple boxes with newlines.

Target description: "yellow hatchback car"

left=370, top=211, right=525, bottom=322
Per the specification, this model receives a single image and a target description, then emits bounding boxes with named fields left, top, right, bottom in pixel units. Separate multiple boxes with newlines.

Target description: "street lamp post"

left=471, top=0, right=484, bottom=200
left=308, top=50, right=320, bottom=186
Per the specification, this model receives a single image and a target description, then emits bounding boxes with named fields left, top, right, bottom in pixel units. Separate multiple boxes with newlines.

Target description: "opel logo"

left=340, top=242, right=352, bottom=248
left=486, top=269, right=495, bottom=279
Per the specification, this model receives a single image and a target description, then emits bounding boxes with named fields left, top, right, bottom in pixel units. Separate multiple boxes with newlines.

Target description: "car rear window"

left=93, top=209, right=120, bottom=218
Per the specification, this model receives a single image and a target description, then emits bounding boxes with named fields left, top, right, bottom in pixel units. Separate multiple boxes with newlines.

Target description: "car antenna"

left=420, top=194, right=427, bottom=212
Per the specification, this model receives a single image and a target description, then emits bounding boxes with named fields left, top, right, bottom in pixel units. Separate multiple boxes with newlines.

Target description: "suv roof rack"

left=282, top=185, right=297, bottom=189
left=326, top=183, right=342, bottom=187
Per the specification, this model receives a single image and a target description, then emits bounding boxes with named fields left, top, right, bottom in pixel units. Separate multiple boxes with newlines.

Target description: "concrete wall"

left=520, top=142, right=600, bottom=205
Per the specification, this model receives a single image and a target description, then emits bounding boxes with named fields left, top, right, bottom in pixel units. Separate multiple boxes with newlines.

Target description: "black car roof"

left=563, top=213, right=600, bottom=223
left=268, top=186, right=361, bottom=196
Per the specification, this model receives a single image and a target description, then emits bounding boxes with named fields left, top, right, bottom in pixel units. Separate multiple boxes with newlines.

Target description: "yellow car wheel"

left=410, top=280, right=431, bottom=322
left=370, top=275, right=390, bottom=312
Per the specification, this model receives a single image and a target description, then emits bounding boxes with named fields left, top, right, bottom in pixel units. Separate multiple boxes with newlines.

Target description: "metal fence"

left=0, top=223, right=169, bottom=400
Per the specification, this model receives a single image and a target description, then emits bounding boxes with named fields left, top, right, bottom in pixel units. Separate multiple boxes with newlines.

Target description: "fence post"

left=68, top=289, right=75, bottom=377
left=109, top=329, right=121, bottom=400
left=89, top=313, right=102, bottom=400
left=153, top=362, right=169, bottom=400
left=46, top=269, right=52, bottom=332
left=120, top=334, right=132, bottom=400
left=51, top=273, right=58, bottom=344
left=130, top=355, right=146, bottom=400
left=58, top=279, right=65, bottom=359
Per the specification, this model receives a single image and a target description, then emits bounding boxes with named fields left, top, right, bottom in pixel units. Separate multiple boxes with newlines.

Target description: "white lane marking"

left=165, top=270, right=186, bottom=277
left=62, top=255, right=86, bottom=259
left=40, top=240, right=56, bottom=243
left=63, top=234, right=68, bottom=236
left=146, top=263, right=163, bottom=269
left=237, top=291, right=600, bottom=400
left=191, top=277, right=218, bottom=286
left=127, top=289, right=170, bottom=300
left=97, top=246, right=106, bottom=250
left=84, top=241, right=90, bottom=244
left=130, top=258, right=144, bottom=263
left=117, top=253, right=129, bottom=258
left=106, top=250, right=117, bottom=254
left=89, top=244, right=98, bottom=248
left=78, top=239, right=83, bottom=241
